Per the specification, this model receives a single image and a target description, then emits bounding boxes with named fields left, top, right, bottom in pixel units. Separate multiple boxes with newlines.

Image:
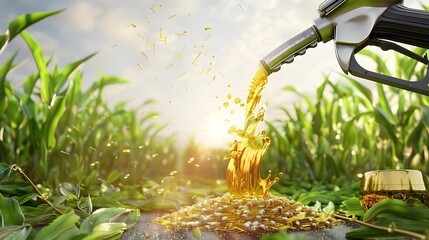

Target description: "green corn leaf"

left=106, top=170, right=121, bottom=184
left=376, top=84, right=396, bottom=123
left=344, top=75, right=373, bottom=106
left=34, top=211, right=80, bottom=240
left=87, top=75, right=128, bottom=94
left=8, top=10, right=64, bottom=43
left=0, top=164, right=12, bottom=184
left=0, top=35, right=6, bottom=53
left=0, top=225, right=33, bottom=240
left=81, top=222, right=127, bottom=240
left=44, top=96, right=66, bottom=149
left=21, top=31, right=51, bottom=104
left=80, top=208, right=139, bottom=234
left=54, top=52, right=97, bottom=94
left=316, top=77, right=329, bottom=100
left=0, top=195, right=25, bottom=226
left=360, top=49, right=391, bottom=76
left=22, top=72, right=40, bottom=97
left=373, top=106, right=397, bottom=142
left=0, top=53, right=17, bottom=115
left=363, top=199, right=429, bottom=222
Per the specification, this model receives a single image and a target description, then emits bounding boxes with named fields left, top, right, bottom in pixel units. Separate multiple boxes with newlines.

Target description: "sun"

left=200, top=111, right=244, bottom=148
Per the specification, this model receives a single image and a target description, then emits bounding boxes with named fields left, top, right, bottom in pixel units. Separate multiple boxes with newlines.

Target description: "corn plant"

left=0, top=15, right=178, bottom=190
left=265, top=48, right=429, bottom=182
left=0, top=9, right=184, bottom=239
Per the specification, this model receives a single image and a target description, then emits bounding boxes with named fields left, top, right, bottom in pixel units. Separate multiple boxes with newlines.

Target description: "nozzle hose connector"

left=260, top=27, right=320, bottom=75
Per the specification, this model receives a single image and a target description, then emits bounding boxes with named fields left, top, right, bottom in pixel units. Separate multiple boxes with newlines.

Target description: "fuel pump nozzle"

left=260, top=0, right=429, bottom=95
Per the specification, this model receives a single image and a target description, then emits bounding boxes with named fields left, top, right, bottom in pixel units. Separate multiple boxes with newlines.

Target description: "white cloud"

left=64, top=2, right=103, bottom=32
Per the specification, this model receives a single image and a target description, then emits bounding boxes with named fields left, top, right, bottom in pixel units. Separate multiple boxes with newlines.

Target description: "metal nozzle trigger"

left=349, top=38, right=429, bottom=96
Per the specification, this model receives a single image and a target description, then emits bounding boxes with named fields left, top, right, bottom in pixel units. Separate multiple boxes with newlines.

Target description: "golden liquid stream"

left=224, top=67, right=279, bottom=197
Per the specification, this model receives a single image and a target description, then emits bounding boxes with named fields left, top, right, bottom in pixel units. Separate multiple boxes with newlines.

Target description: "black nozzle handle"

left=370, top=5, right=429, bottom=49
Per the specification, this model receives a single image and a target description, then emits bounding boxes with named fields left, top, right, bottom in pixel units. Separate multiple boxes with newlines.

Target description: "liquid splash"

left=224, top=67, right=278, bottom=197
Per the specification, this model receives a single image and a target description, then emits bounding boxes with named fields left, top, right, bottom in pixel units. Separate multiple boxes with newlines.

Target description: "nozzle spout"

left=260, top=27, right=320, bottom=75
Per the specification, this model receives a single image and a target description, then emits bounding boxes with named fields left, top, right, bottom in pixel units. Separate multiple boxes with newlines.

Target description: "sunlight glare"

left=202, top=111, right=244, bottom=148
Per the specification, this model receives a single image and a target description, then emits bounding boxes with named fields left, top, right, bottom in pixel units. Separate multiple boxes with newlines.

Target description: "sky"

left=0, top=0, right=424, bottom=148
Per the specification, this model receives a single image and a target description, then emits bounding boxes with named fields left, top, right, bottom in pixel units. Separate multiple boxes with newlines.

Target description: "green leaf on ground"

left=340, top=197, right=365, bottom=217
left=0, top=225, right=33, bottom=240
left=80, top=208, right=139, bottom=234
left=0, top=195, right=25, bottom=226
left=34, top=211, right=80, bottom=240
left=82, top=222, right=127, bottom=240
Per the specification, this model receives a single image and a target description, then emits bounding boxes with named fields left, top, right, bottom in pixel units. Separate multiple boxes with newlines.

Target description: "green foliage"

left=0, top=9, right=176, bottom=240
left=265, top=48, right=429, bottom=182
left=0, top=225, right=33, bottom=240
left=339, top=197, right=365, bottom=217
left=0, top=194, right=25, bottom=226
left=34, top=211, right=80, bottom=240
left=0, top=10, right=64, bottom=54
left=0, top=13, right=177, bottom=188
left=0, top=164, right=12, bottom=184
left=346, top=199, right=429, bottom=239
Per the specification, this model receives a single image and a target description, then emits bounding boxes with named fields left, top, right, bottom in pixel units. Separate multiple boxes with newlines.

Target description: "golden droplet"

left=227, top=93, right=232, bottom=100
left=122, top=148, right=131, bottom=153
left=227, top=83, right=231, bottom=87
left=204, top=27, right=212, bottom=31
left=188, top=157, right=195, bottom=163
left=125, top=24, right=136, bottom=29
left=223, top=101, right=229, bottom=108
left=228, top=125, right=237, bottom=134
left=194, top=164, right=200, bottom=168
left=169, top=170, right=178, bottom=176
left=234, top=97, right=241, bottom=104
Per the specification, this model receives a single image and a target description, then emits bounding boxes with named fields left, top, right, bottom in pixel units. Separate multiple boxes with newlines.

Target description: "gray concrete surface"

left=121, top=212, right=358, bottom=240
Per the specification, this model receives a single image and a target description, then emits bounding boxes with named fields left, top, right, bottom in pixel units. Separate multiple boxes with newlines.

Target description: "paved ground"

left=121, top=212, right=358, bottom=240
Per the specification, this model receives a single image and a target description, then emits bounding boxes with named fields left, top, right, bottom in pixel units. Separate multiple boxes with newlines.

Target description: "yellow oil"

left=224, top=67, right=278, bottom=197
